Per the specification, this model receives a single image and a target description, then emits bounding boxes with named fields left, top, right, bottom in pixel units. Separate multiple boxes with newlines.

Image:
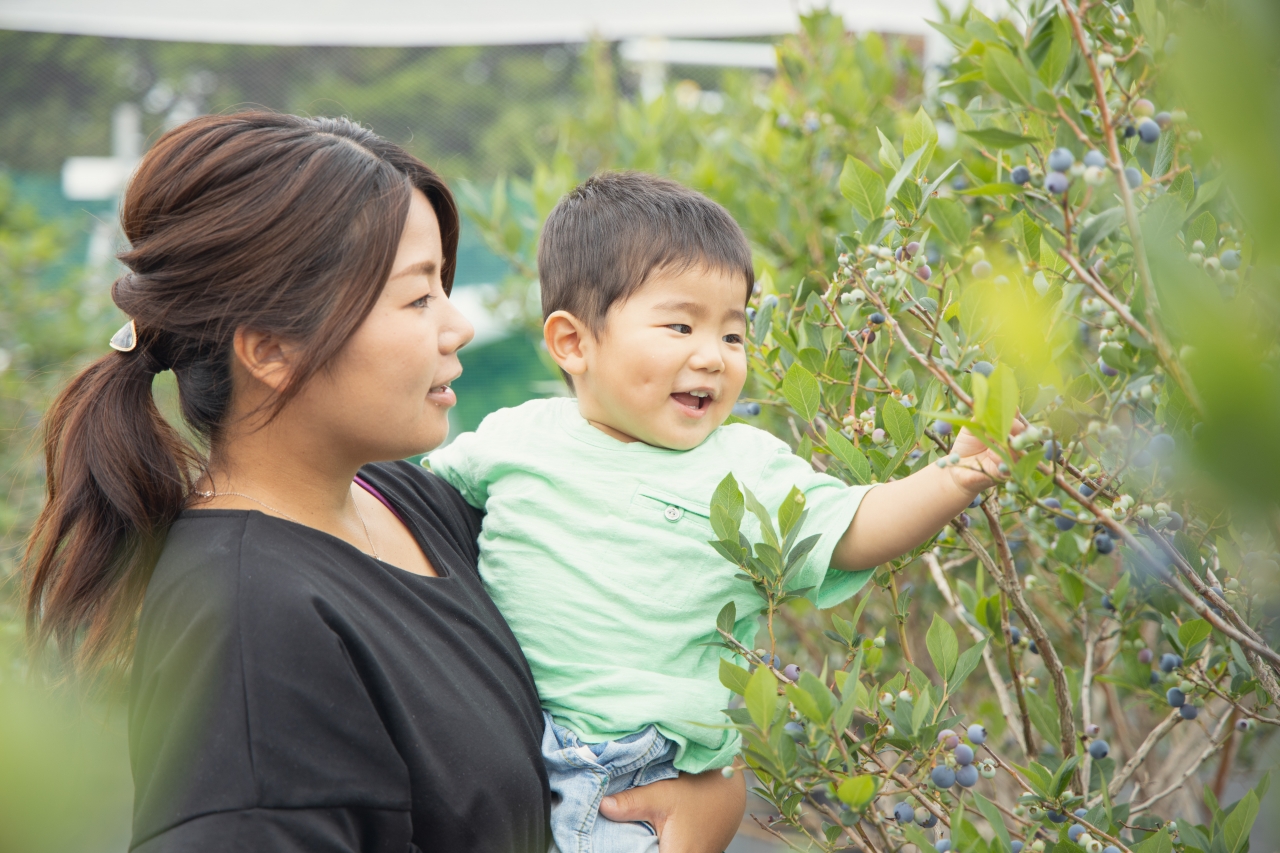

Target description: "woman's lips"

left=427, top=384, right=457, bottom=407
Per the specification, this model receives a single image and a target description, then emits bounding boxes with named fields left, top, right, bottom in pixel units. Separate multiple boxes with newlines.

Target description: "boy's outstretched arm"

left=830, top=427, right=1014, bottom=571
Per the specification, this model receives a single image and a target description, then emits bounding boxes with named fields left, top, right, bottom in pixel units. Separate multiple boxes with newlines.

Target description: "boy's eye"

left=723, top=333, right=744, bottom=345
left=668, top=324, right=692, bottom=334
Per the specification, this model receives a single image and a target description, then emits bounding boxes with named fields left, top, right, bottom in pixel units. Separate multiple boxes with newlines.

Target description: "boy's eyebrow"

left=389, top=259, right=438, bottom=280
left=652, top=300, right=747, bottom=324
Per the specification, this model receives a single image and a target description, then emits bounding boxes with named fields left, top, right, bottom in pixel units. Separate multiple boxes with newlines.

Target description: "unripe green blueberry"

left=873, top=636, right=886, bottom=648
left=1097, top=52, right=1115, bottom=69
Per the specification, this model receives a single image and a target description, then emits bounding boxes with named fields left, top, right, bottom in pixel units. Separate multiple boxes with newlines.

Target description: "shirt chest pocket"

left=629, top=486, right=713, bottom=532
left=626, top=486, right=722, bottom=612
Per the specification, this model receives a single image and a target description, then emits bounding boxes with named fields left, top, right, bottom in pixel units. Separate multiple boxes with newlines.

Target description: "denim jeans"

left=541, top=711, right=680, bottom=853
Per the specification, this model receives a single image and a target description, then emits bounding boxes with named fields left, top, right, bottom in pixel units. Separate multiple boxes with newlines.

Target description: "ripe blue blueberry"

left=770, top=654, right=783, bottom=669
left=955, top=763, right=980, bottom=788
left=1138, top=119, right=1161, bottom=144
left=919, top=263, right=933, bottom=280
left=919, top=811, right=939, bottom=828
left=1099, top=360, right=1119, bottom=377
left=1104, top=847, right=1122, bottom=853
left=1221, top=250, right=1241, bottom=271
left=954, top=744, right=975, bottom=765
left=1043, top=440, right=1062, bottom=461
left=783, top=663, right=801, bottom=682
left=936, top=841, right=953, bottom=853
left=763, top=294, right=779, bottom=309
left=1045, top=171, right=1070, bottom=195
left=968, top=724, right=988, bottom=745
left=1124, top=167, right=1143, bottom=188
left=1180, top=704, right=1199, bottom=720
left=1080, top=484, right=1095, bottom=498
left=1048, top=148, right=1075, bottom=171
left=1102, top=594, right=1115, bottom=612
left=1165, top=511, right=1184, bottom=531
left=1095, top=534, right=1115, bottom=555
left=931, top=765, right=957, bottom=788
left=784, top=721, right=805, bottom=741
left=1012, top=165, right=1031, bottom=185
left=1149, top=433, right=1175, bottom=457
left=1012, top=842, right=1025, bottom=853
left=973, top=360, right=995, bottom=377
left=746, top=307, right=756, bottom=321
left=1074, top=808, right=1088, bottom=818
left=1123, top=124, right=1137, bottom=139
left=1029, top=641, right=1039, bottom=654
left=1138, top=648, right=1153, bottom=664
left=1069, top=825, right=1087, bottom=843
left=1083, top=150, right=1107, bottom=168
left=933, top=420, right=954, bottom=436
left=1055, top=513, right=1077, bottom=532
left=1167, top=687, right=1186, bottom=707
left=1089, top=739, right=1110, bottom=759
left=894, top=802, right=915, bottom=823
left=1043, top=497, right=1062, bottom=510
left=1132, top=450, right=1153, bottom=468
left=1010, top=627, right=1022, bottom=645
left=869, top=312, right=886, bottom=325
left=732, top=402, right=762, bottom=417
left=1049, top=811, right=1069, bottom=823
left=969, top=495, right=983, bottom=509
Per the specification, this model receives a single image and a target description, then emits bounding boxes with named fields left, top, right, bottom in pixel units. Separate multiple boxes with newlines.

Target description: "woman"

left=24, top=112, right=744, bottom=852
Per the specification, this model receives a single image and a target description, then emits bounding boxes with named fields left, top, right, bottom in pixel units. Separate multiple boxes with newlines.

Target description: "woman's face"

left=291, top=189, right=474, bottom=462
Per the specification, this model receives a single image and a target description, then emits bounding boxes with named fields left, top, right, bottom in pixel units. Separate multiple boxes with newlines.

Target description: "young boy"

left=429, top=172, right=1001, bottom=852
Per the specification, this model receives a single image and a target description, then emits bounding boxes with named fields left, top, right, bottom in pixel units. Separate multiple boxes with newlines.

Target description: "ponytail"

left=25, top=340, right=199, bottom=674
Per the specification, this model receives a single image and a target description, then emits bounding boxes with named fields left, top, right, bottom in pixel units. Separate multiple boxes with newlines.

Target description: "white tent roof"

left=0, top=0, right=967, bottom=46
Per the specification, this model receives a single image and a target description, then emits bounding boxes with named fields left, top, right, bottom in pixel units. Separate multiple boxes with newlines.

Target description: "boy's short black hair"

left=538, top=171, right=754, bottom=332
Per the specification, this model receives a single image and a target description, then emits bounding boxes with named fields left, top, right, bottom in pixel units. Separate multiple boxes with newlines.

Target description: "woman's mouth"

left=427, top=381, right=457, bottom=407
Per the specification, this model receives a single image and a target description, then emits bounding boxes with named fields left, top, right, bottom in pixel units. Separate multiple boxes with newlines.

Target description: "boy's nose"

left=688, top=338, right=725, bottom=372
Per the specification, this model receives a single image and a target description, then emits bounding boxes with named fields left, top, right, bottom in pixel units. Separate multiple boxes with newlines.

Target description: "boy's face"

left=566, top=264, right=749, bottom=450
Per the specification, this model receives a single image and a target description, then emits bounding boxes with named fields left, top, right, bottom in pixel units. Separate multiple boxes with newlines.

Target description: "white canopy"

left=0, top=0, right=971, bottom=46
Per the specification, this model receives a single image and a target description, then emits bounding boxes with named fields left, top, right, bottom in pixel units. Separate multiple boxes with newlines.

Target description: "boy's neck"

left=586, top=416, right=642, bottom=444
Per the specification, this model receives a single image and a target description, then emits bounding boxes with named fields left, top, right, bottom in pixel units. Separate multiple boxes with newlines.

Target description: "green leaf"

left=783, top=362, right=821, bottom=422
left=710, top=473, right=745, bottom=542
left=983, top=45, right=1034, bottom=105
left=885, top=147, right=926, bottom=209
left=970, top=371, right=990, bottom=424
left=1179, top=618, right=1213, bottom=651
left=960, top=127, right=1041, bottom=149
left=742, top=484, right=779, bottom=551
left=716, top=601, right=736, bottom=636
left=836, top=775, right=877, bottom=810
left=877, top=127, right=902, bottom=171
left=882, top=396, right=917, bottom=448
left=1018, top=761, right=1053, bottom=797
left=745, top=664, right=778, bottom=732
left=1026, top=690, right=1061, bottom=745
left=839, top=155, right=887, bottom=222
left=904, top=107, right=937, bottom=177
left=826, top=430, right=872, bottom=485
left=975, top=792, right=1012, bottom=853
left=719, top=657, right=751, bottom=695
left=1078, top=207, right=1127, bottom=257
left=832, top=650, right=864, bottom=732
left=951, top=639, right=988, bottom=691
left=1142, top=192, right=1187, bottom=250
left=1037, top=13, right=1072, bottom=87
left=1051, top=754, right=1081, bottom=796
left=1015, top=210, right=1042, bottom=261
left=930, top=197, right=971, bottom=246
left=926, top=614, right=960, bottom=681
left=1057, top=570, right=1085, bottom=609
left=957, top=182, right=1027, bottom=196
left=777, top=485, right=806, bottom=539
left=982, top=364, right=1018, bottom=443
left=1133, top=829, right=1173, bottom=853
left=903, top=825, right=937, bottom=853
left=1187, top=211, right=1218, bottom=250
left=1154, top=125, right=1176, bottom=177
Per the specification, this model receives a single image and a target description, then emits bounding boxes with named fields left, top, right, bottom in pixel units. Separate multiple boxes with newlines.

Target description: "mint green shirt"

left=428, top=398, right=875, bottom=772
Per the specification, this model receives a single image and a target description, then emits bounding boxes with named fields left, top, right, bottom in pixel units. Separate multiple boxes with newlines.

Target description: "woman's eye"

left=669, top=324, right=692, bottom=334
left=411, top=294, right=434, bottom=309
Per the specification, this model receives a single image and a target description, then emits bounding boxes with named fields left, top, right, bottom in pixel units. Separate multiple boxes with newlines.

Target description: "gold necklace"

left=193, top=484, right=379, bottom=560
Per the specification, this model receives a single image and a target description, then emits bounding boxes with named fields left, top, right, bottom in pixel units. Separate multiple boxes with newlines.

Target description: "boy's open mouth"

left=671, top=390, right=713, bottom=412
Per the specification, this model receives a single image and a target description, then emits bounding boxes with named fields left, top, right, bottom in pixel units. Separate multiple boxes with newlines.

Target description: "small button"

left=663, top=505, right=683, bottom=522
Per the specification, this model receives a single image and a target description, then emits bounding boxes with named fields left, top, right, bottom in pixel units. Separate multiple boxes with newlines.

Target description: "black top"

left=128, top=462, right=551, bottom=853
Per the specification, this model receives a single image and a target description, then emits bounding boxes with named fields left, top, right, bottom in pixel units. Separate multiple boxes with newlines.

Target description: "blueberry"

left=931, top=764, right=957, bottom=789
left=1155, top=111, right=1173, bottom=128
left=1069, top=825, right=1087, bottom=843
left=862, top=329, right=876, bottom=344
left=969, top=495, right=983, bottom=509
left=972, top=260, right=994, bottom=278
left=937, top=729, right=956, bottom=744
left=1013, top=843, right=1025, bottom=853
left=869, top=312, right=886, bottom=325
left=770, top=654, right=783, bottom=669
left=1055, top=514, right=1077, bottom=532
left=763, top=294, right=779, bottom=309
left=968, top=724, right=987, bottom=745
left=784, top=721, right=805, bottom=741
left=1125, top=167, right=1143, bottom=188
left=1045, top=171, right=1070, bottom=195
left=973, top=360, right=995, bottom=377
left=1085, top=724, right=1100, bottom=737
left=1132, top=450, right=1153, bottom=468
left=918, top=810, right=939, bottom=828
left=1012, top=165, right=1031, bottom=185
left=1161, top=653, right=1182, bottom=672
left=933, top=420, right=954, bottom=436
left=1236, top=718, right=1253, bottom=732
left=1123, top=124, right=1137, bottom=139
left=1048, top=148, right=1076, bottom=172
left=1167, top=687, right=1186, bottom=707
left=1029, top=641, right=1039, bottom=654
left=1089, top=739, right=1110, bottom=759
left=783, top=663, right=801, bottom=681
left=1081, top=485, right=1095, bottom=498
left=955, top=744, right=975, bottom=765
left=919, top=264, right=933, bottom=280
left=732, top=402, right=762, bottom=417
left=1149, top=433, right=1175, bottom=457
left=1095, top=534, right=1115, bottom=555
left=1083, top=150, right=1107, bottom=168
left=1150, top=670, right=1161, bottom=684
left=1165, top=511, right=1184, bottom=531
left=746, top=307, right=756, bottom=321
left=906, top=241, right=922, bottom=257
left=1102, top=593, right=1115, bottom=612
left=952, top=176, right=968, bottom=190
left=1049, top=810, right=1069, bottom=823
left=1010, top=627, right=1022, bottom=645
left=1138, top=648, right=1153, bottom=664
left=937, top=841, right=953, bottom=853
left=1138, top=119, right=1161, bottom=144
left=894, top=802, right=915, bottom=823
left=1180, top=704, right=1199, bottom=720
left=1099, top=361, right=1119, bottom=377
left=1104, top=847, right=1122, bottom=853
left=955, top=763, right=980, bottom=787
left=1043, top=440, right=1062, bottom=461
left=1043, top=497, right=1062, bottom=510
left=1221, top=250, right=1241, bottom=271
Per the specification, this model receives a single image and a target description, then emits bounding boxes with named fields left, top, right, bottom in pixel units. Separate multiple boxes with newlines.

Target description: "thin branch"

left=1090, top=709, right=1181, bottom=806
left=1130, top=709, right=1233, bottom=815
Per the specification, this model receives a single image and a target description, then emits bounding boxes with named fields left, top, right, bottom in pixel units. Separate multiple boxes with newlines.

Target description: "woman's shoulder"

left=359, top=460, right=484, bottom=553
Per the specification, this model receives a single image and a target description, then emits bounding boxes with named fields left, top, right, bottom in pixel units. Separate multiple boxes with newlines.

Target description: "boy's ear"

left=543, top=311, right=592, bottom=379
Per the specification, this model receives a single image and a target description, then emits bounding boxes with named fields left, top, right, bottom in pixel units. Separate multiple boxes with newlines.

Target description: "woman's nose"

left=440, top=293, right=476, bottom=352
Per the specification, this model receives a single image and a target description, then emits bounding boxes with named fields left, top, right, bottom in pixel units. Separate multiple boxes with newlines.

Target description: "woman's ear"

left=543, top=311, right=591, bottom=379
left=231, top=327, right=296, bottom=392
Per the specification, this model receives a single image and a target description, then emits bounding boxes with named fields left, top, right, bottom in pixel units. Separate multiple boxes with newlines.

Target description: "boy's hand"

left=947, top=423, right=1020, bottom=493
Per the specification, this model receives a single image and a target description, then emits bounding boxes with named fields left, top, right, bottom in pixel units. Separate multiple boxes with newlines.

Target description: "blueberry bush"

left=469, top=1, right=1280, bottom=849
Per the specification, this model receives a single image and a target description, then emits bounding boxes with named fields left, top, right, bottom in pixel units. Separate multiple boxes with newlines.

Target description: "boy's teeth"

left=690, top=390, right=709, bottom=398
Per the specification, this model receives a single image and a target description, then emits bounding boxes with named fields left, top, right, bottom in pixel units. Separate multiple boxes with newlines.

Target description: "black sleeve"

left=128, top=515, right=412, bottom=852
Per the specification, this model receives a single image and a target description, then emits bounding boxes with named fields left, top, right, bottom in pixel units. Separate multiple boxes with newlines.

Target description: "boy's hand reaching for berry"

left=831, top=418, right=1025, bottom=571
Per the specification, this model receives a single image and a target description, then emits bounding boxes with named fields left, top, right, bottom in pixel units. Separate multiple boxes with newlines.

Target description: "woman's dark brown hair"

left=23, top=111, right=458, bottom=674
